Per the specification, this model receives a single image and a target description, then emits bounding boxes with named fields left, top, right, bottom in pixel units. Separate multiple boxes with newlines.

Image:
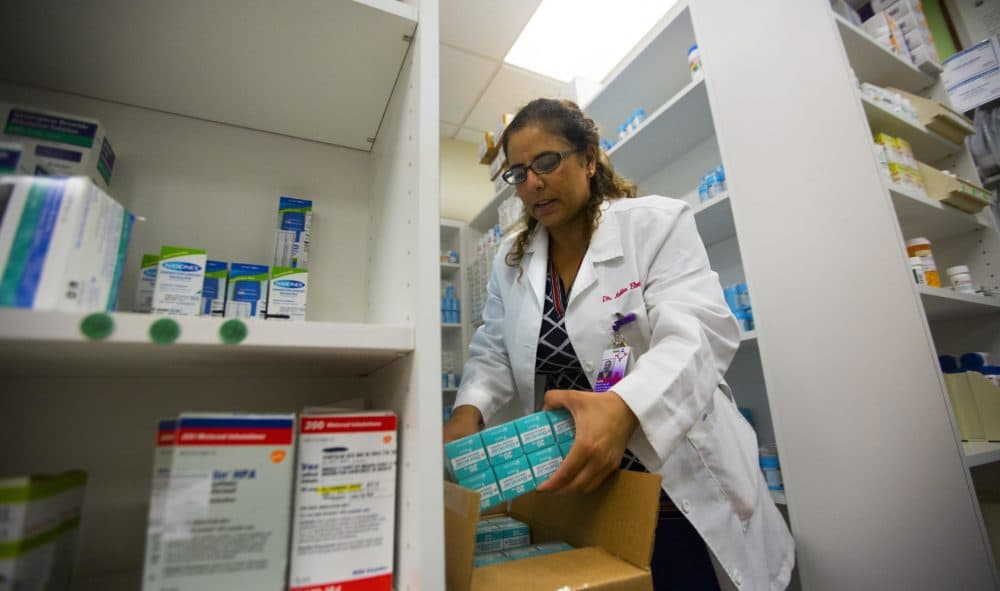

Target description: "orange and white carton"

left=288, top=408, right=398, bottom=591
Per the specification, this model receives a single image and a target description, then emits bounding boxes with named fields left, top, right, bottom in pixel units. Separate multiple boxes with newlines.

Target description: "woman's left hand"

left=536, top=389, right=639, bottom=494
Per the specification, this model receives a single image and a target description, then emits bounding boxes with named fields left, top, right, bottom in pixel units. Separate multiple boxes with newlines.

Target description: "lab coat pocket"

left=686, top=389, right=760, bottom=523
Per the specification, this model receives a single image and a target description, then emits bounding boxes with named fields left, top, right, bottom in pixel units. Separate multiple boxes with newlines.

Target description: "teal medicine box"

left=513, top=413, right=555, bottom=454
left=492, top=455, right=536, bottom=500
left=545, top=409, right=576, bottom=443
left=527, top=446, right=563, bottom=487
left=480, top=422, right=523, bottom=466
left=444, top=433, right=490, bottom=482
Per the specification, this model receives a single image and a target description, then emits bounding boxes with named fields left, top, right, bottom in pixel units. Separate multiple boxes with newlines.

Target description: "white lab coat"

left=456, top=196, right=795, bottom=590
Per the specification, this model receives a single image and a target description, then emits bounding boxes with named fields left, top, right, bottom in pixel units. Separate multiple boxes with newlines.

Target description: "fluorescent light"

left=504, top=0, right=678, bottom=83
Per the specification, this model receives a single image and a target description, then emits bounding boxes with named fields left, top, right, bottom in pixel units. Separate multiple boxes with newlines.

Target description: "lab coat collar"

left=521, top=200, right=624, bottom=309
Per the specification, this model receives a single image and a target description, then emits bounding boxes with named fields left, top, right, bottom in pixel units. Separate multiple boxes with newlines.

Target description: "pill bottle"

left=946, top=265, right=976, bottom=294
left=759, top=445, right=783, bottom=491
left=688, top=44, right=703, bottom=81
left=904, top=237, right=941, bottom=287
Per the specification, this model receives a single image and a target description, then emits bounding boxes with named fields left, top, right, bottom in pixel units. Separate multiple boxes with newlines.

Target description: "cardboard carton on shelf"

left=916, top=162, right=993, bottom=213
left=888, top=87, right=975, bottom=145
left=445, top=470, right=661, bottom=591
left=479, top=131, right=498, bottom=165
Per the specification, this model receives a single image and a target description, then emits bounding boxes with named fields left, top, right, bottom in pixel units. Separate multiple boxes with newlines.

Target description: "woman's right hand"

left=443, top=404, right=483, bottom=443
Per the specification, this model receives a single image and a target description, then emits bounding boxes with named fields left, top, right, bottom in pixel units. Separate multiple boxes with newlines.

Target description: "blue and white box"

left=504, top=546, right=541, bottom=561
left=533, top=541, right=575, bottom=556
left=559, top=440, right=573, bottom=459
left=444, top=433, right=490, bottom=483
left=134, top=254, right=159, bottom=313
left=152, top=246, right=207, bottom=317
left=493, top=455, right=536, bottom=500
left=480, top=423, right=523, bottom=466
left=267, top=267, right=308, bottom=321
left=473, top=552, right=508, bottom=567
left=498, top=519, right=530, bottom=551
left=545, top=409, right=575, bottom=443
left=513, top=413, right=555, bottom=454
left=474, top=520, right=505, bottom=554
left=460, top=470, right=503, bottom=513
left=0, top=142, right=32, bottom=175
left=225, top=263, right=269, bottom=319
left=201, top=260, right=228, bottom=317
left=273, top=196, right=312, bottom=269
left=527, top=446, right=562, bottom=487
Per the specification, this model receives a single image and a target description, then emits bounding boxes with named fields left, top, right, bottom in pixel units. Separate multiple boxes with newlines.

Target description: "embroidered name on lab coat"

left=602, top=281, right=641, bottom=302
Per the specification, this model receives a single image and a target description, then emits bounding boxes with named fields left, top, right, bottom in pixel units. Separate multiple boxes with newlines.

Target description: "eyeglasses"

left=502, top=149, right=579, bottom=185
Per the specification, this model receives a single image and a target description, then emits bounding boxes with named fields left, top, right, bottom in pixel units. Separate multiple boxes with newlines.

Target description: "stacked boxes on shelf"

left=860, top=0, right=941, bottom=73
left=468, top=225, right=502, bottom=326
left=941, top=354, right=1000, bottom=442
left=444, top=409, right=575, bottom=511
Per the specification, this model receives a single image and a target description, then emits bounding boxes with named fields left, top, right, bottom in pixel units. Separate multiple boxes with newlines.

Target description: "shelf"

left=441, top=262, right=461, bottom=275
left=0, top=309, right=413, bottom=378
left=771, top=490, right=787, bottom=505
left=609, top=79, right=714, bottom=183
left=887, top=183, right=991, bottom=243
left=918, top=286, right=1000, bottom=321
left=740, top=330, right=758, bottom=342
left=833, top=14, right=935, bottom=93
left=0, top=0, right=417, bottom=150
left=964, top=442, right=1000, bottom=467
left=469, top=184, right=516, bottom=233
left=442, top=323, right=463, bottom=329
left=693, top=192, right=735, bottom=247
left=442, top=387, right=459, bottom=393
left=862, top=97, right=962, bottom=163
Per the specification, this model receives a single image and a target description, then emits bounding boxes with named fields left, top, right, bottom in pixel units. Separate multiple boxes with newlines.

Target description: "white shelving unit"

left=0, top=1, right=445, bottom=589
left=440, top=219, right=470, bottom=415
left=965, top=443, right=1000, bottom=468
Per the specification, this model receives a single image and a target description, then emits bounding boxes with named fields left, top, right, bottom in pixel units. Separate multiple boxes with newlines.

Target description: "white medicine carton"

left=151, top=246, right=207, bottom=316
left=140, top=419, right=176, bottom=591
left=289, top=409, right=398, bottom=591
left=1, top=103, right=117, bottom=190
left=267, top=267, right=307, bottom=321
left=149, top=413, right=296, bottom=591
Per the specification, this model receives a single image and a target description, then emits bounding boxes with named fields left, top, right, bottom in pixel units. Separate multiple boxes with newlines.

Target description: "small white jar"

left=946, top=265, right=977, bottom=294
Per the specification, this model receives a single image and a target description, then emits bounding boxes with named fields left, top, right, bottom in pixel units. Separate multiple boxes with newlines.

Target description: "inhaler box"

left=200, top=260, right=228, bottom=317
left=480, top=422, right=523, bottom=466
left=225, top=263, right=269, bottom=319
left=527, top=446, right=563, bottom=487
left=0, top=471, right=88, bottom=591
left=135, top=254, right=159, bottom=313
left=149, top=413, right=295, bottom=591
left=545, top=409, right=575, bottom=443
left=459, top=469, right=503, bottom=512
left=273, top=196, right=311, bottom=269
left=140, top=420, right=176, bottom=591
left=1, top=103, right=116, bottom=190
left=0, top=176, right=133, bottom=312
left=150, top=246, right=207, bottom=316
left=444, top=433, right=490, bottom=482
left=266, top=267, right=307, bottom=321
left=513, top=413, right=555, bottom=454
left=289, top=409, right=398, bottom=591
left=493, top=455, right=536, bottom=500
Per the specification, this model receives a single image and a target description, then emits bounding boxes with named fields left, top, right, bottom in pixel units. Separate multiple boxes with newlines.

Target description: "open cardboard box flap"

left=445, top=470, right=662, bottom=591
left=888, top=86, right=976, bottom=144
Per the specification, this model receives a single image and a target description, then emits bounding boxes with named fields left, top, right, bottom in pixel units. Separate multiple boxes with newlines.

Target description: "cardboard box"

left=445, top=470, right=661, bottom=591
left=478, top=131, right=498, bottom=165
left=266, top=267, right=307, bottom=321
left=225, top=263, right=269, bottom=319
left=942, top=37, right=1000, bottom=113
left=141, top=420, right=176, bottom=591
left=916, top=162, right=992, bottom=213
left=969, top=373, right=1000, bottom=442
left=200, top=260, right=228, bottom=317
left=1, top=104, right=116, bottom=190
left=272, top=196, right=311, bottom=269
left=151, top=246, right=208, bottom=317
left=887, top=87, right=975, bottom=145
left=944, top=372, right=985, bottom=441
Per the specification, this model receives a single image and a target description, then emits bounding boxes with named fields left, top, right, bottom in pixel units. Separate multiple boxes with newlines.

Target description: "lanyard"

left=612, top=312, right=636, bottom=347
left=549, top=261, right=568, bottom=318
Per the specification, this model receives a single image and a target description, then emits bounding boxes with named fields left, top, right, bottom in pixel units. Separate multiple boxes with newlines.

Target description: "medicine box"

left=444, top=470, right=661, bottom=591
left=140, top=420, right=176, bottom=591
left=559, top=440, right=574, bottom=459
left=273, top=196, right=311, bottom=269
left=513, top=413, right=555, bottom=453
left=288, top=409, right=398, bottom=591
left=267, top=267, right=308, bottom=321
left=473, top=552, right=508, bottom=567
left=478, top=131, right=498, bottom=165
left=200, top=260, right=228, bottom=316
left=135, top=254, right=159, bottom=313
left=1, top=103, right=116, bottom=190
left=527, top=446, right=563, bottom=487
left=147, top=413, right=295, bottom=591
left=460, top=469, right=503, bottom=512
left=444, top=433, right=491, bottom=482
left=0, top=176, right=133, bottom=312
left=475, top=521, right=506, bottom=554
left=0, top=142, right=32, bottom=174
left=225, top=263, right=269, bottom=319
left=151, top=246, right=207, bottom=317
left=493, top=455, right=536, bottom=500
left=545, top=409, right=575, bottom=443
left=480, top=422, right=523, bottom=465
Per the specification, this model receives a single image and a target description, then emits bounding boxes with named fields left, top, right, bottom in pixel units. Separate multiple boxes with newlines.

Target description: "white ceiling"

left=439, top=0, right=569, bottom=144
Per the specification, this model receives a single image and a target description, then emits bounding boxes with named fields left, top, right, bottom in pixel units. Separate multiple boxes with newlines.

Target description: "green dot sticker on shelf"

left=80, top=313, right=114, bottom=341
left=219, top=319, right=248, bottom=345
left=149, top=318, right=181, bottom=345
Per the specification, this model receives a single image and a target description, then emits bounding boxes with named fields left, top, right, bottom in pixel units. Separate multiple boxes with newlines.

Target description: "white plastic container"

left=946, top=265, right=977, bottom=294
left=688, top=44, right=703, bottom=81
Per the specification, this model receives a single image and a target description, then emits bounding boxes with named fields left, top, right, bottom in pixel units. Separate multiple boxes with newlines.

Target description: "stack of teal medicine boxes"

left=445, top=409, right=576, bottom=510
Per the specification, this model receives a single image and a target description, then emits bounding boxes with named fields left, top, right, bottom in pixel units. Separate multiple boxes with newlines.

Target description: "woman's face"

left=505, top=125, right=594, bottom=233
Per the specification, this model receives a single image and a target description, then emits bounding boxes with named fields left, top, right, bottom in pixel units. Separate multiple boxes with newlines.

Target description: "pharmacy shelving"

left=440, top=219, right=470, bottom=412
left=832, top=13, right=936, bottom=93
left=965, top=442, right=1000, bottom=468
left=919, top=286, right=1000, bottom=321
left=887, top=183, right=992, bottom=243
left=770, top=490, right=787, bottom=505
left=861, top=96, right=964, bottom=163
left=0, top=0, right=445, bottom=588
left=0, top=309, right=413, bottom=378
left=441, top=261, right=461, bottom=273
left=693, top=192, right=736, bottom=247
left=740, top=330, right=758, bottom=343
left=469, top=183, right=516, bottom=235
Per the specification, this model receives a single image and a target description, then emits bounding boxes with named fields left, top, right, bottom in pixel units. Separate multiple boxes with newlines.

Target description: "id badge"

left=594, top=346, right=630, bottom=393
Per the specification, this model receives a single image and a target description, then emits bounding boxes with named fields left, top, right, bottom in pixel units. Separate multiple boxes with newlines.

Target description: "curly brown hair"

left=500, top=98, right=636, bottom=268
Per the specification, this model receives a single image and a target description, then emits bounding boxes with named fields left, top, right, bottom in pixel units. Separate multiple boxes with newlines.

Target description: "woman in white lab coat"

left=445, top=98, right=794, bottom=590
